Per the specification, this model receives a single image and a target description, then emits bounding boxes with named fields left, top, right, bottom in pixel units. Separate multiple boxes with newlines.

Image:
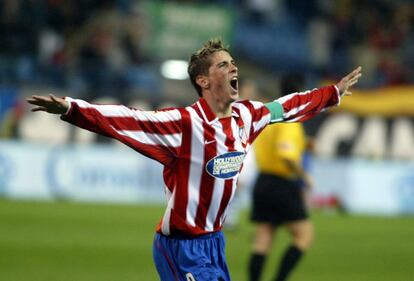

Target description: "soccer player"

left=27, top=39, right=361, bottom=281
left=248, top=74, right=315, bottom=281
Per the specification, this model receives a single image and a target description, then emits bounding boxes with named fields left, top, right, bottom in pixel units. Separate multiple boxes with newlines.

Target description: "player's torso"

left=158, top=99, right=270, bottom=235
left=162, top=102, right=251, bottom=234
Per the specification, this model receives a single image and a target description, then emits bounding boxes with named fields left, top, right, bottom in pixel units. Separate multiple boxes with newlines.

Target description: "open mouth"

left=230, top=77, right=238, bottom=91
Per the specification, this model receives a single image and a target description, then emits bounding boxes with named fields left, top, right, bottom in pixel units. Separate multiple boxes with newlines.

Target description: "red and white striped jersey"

left=62, top=85, right=340, bottom=236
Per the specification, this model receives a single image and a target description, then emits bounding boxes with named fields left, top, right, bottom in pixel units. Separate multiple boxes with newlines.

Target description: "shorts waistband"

left=157, top=230, right=223, bottom=240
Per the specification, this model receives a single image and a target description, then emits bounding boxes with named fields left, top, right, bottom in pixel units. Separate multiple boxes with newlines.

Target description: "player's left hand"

left=336, top=66, right=362, bottom=96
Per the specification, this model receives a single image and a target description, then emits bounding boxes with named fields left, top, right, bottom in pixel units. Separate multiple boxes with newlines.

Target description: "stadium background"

left=0, top=0, right=413, bottom=280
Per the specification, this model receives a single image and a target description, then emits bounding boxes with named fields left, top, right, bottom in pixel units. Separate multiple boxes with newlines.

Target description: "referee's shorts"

left=250, top=173, right=308, bottom=226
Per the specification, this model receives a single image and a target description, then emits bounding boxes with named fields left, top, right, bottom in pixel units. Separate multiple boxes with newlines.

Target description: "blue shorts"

left=153, top=231, right=230, bottom=281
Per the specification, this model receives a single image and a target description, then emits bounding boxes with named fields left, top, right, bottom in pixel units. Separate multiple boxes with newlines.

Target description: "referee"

left=248, top=74, right=314, bottom=281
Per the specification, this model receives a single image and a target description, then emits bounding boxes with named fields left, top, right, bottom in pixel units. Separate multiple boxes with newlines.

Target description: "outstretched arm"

left=27, top=95, right=182, bottom=166
left=265, top=66, right=362, bottom=123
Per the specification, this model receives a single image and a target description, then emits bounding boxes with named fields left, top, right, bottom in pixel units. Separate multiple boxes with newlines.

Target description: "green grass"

left=0, top=199, right=413, bottom=281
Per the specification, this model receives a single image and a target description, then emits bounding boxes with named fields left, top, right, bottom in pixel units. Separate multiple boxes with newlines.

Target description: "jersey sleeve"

left=266, top=85, right=341, bottom=123
left=61, top=97, right=182, bottom=166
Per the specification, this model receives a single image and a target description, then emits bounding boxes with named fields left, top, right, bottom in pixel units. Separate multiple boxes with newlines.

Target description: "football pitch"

left=0, top=199, right=413, bottom=281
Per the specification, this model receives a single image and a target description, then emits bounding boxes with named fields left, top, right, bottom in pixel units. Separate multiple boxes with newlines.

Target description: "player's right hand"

left=26, top=94, right=69, bottom=114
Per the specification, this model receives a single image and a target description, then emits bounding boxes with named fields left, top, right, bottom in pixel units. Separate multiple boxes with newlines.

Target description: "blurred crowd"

left=0, top=0, right=152, bottom=102
left=236, top=0, right=413, bottom=88
left=1, top=0, right=413, bottom=94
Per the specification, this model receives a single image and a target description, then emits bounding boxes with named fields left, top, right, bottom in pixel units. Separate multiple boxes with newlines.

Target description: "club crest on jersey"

left=206, top=151, right=246, bottom=179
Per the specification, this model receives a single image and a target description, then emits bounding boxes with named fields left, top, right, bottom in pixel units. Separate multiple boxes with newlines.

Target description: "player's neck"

left=203, top=95, right=232, bottom=118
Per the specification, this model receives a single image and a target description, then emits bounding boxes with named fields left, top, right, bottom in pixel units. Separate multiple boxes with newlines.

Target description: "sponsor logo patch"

left=206, top=151, right=246, bottom=179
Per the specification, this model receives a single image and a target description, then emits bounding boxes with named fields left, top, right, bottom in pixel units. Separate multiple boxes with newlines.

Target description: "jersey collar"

left=196, top=98, right=239, bottom=124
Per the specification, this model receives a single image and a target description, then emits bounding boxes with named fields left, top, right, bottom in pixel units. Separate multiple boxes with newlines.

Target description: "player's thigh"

left=285, top=219, right=314, bottom=249
left=252, top=223, right=276, bottom=253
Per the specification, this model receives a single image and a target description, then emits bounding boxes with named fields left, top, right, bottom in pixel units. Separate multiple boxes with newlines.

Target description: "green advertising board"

left=142, top=1, right=234, bottom=60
